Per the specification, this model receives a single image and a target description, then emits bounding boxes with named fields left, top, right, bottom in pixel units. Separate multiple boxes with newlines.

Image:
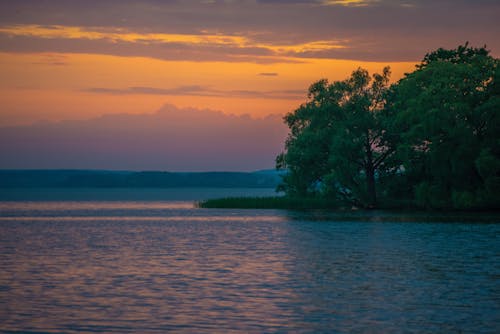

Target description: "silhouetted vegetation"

left=204, top=44, right=499, bottom=210
left=276, top=43, right=499, bottom=210
left=276, top=66, right=393, bottom=208
left=198, top=196, right=340, bottom=210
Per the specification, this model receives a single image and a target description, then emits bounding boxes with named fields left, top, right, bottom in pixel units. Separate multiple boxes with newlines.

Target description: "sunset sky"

left=1, top=0, right=499, bottom=171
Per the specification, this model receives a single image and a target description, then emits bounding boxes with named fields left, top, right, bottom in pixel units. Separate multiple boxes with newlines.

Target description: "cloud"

left=0, top=1, right=497, bottom=62
left=87, top=85, right=207, bottom=96
left=227, top=89, right=304, bottom=99
left=257, top=0, right=374, bottom=5
left=85, top=85, right=305, bottom=100
left=0, top=104, right=289, bottom=171
left=258, top=72, right=279, bottom=76
left=30, top=53, right=68, bottom=66
left=0, top=24, right=346, bottom=63
left=0, top=34, right=292, bottom=64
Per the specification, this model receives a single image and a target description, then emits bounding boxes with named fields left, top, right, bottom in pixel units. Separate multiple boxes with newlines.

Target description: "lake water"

left=0, top=188, right=499, bottom=333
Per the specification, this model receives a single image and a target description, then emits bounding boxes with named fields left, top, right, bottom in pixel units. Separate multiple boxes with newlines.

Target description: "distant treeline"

left=0, top=170, right=281, bottom=188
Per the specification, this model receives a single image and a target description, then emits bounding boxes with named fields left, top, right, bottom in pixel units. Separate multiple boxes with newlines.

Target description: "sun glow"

left=0, top=51, right=416, bottom=126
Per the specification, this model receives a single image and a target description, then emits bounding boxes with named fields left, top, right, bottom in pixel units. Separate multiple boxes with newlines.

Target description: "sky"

left=0, top=0, right=499, bottom=171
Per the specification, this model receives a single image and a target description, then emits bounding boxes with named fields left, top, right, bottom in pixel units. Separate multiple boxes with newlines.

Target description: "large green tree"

left=388, top=44, right=499, bottom=209
left=277, top=67, right=394, bottom=207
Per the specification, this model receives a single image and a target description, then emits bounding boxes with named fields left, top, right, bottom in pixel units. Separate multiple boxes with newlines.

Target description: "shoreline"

left=197, top=196, right=500, bottom=212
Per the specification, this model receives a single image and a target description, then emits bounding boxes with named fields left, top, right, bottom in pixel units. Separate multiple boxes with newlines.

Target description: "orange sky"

left=0, top=51, right=416, bottom=125
left=1, top=0, right=498, bottom=126
left=0, top=0, right=498, bottom=170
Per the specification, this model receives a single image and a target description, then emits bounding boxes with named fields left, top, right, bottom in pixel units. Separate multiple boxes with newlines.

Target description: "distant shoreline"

left=0, top=169, right=283, bottom=189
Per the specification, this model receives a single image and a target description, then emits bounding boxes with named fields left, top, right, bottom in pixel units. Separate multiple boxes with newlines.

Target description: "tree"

left=277, top=67, right=394, bottom=208
left=388, top=43, right=499, bottom=209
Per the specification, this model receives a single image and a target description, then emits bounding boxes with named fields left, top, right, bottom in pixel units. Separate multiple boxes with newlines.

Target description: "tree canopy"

left=277, top=44, right=499, bottom=210
left=277, top=67, right=394, bottom=207
left=388, top=43, right=499, bottom=209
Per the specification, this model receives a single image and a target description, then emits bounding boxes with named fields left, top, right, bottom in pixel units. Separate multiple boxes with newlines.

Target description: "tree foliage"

left=277, top=44, right=499, bottom=210
left=277, top=67, right=393, bottom=207
left=388, top=43, right=499, bottom=209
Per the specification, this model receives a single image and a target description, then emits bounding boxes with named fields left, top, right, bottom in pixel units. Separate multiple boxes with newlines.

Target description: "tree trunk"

left=365, top=141, right=377, bottom=208
left=366, top=164, right=377, bottom=208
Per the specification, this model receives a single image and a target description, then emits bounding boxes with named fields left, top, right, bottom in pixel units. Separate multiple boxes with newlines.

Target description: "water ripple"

left=1, top=201, right=499, bottom=333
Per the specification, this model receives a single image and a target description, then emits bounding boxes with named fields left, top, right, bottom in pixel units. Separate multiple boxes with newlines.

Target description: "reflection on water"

left=0, top=200, right=499, bottom=333
left=0, top=187, right=279, bottom=202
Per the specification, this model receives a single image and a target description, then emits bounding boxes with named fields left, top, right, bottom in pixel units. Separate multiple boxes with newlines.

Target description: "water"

left=0, top=189, right=499, bottom=333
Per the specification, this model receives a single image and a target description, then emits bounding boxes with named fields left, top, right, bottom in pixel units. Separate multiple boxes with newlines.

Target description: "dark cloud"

left=31, top=61, right=67, bottom=66
left=0, top=35, right=295, bottom=64
left=86, top=85, right=305, bottom=100
left=256, top=0, right=322, bottom=4
left=30, top=53, right=68, bottom=66
left=0, top=0, right=498, bottom=61
left=0, top=104, right=289, bottom=171
left=0, top=30, right=482, bottom=63
left=227, top=89, right=304, bottom=99
left=1, top=32, right=491, bottom=63
left=87, top=86, right=207, bottom=96
left=259, top=72, right=279, bottom=76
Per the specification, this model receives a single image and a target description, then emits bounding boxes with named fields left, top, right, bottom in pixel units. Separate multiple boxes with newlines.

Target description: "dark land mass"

left=197, top=196, right=500, bottom=213
left=0, top=169, right=282, bottom=188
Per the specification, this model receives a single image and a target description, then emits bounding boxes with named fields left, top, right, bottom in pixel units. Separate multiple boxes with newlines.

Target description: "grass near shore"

left=197, top=196, right=340, bottom=210
left=197, top=196, right=423, bottom=210
left=197, top=196, right=498, bottom=212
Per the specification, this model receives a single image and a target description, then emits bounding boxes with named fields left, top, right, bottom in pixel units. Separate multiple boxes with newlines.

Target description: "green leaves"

left=277, top=44, right=499, bottom=210
left=389, top=44, right=499, bottom=209
left=277, top=67, right=393, bottom=207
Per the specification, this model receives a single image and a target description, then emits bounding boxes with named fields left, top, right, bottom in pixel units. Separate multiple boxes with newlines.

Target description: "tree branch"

left=373, top=148, right=394, bottom=169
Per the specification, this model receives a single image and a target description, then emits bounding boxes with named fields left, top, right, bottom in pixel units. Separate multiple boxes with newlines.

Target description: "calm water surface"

left=0, top=189, right=499, bottom=333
